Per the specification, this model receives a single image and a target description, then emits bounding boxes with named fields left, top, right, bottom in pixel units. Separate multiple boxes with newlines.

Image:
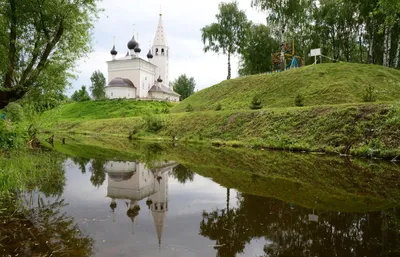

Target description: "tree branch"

left=3, top=0, right=17, bottom=89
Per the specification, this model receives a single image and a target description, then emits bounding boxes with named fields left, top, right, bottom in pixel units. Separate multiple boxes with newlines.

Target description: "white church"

left=106, top=14, right=180, bottom=102
left=105, top=160, right=176, bottom=247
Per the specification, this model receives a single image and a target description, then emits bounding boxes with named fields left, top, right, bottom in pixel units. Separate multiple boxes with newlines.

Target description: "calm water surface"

left=1, top=144, right=400, bottom=257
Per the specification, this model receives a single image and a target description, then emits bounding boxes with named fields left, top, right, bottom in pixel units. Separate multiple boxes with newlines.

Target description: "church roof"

left=107, top=171, right=135, bottom=182
left=153, top=14, right=168, bottom=46
left=107, top=77, right=135, bottom=88
left=152, top=210, right=166, bottom=245
left=149, top=85, right=180, bottom=96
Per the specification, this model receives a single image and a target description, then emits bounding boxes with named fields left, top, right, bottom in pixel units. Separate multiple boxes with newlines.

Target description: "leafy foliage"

left=143, top=114, right=165, bottom=133
left=201, top=1, right=249, bottom=79
left=90, top=70, right=106, bottom=100
left=250, top=95, right=262, bottom=110
left=71, top=86, right=91, bottom=102
left=4, top=102, right=24, bottom=122
left=295, top=93, right=304, bottom=107
left=185, top=104, right=194, bottom=112
left=172, top=74, right=196, bottom=100
left=0, top=0, right=100, bottom=108
left=363, top=85, right=377, bottom=102
left=215, top=103, right=222, bottom=111
left=238, top=24, right=277, bottom=75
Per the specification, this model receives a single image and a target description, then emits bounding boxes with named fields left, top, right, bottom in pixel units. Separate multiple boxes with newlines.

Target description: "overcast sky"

left=68, top=0, right=266, bottom=95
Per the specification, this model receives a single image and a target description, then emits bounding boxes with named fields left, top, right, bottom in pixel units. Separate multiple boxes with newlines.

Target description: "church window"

left=111, top=93, right=113, bottom=97
left=155, top=48, right=159, bottom=55
left=161, top=48, right=165, bottom=55
left=161, top=203, right=164, bottom=210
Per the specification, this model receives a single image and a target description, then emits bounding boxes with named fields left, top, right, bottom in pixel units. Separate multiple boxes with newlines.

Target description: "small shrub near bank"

left=143, top=114, right=165, bottom=133
left=250, top=96, right=262, bottom=110
left=215, top=103, right=222, bottom=111
left=0, top=122, right=24, bottom=150
left=363, top=85, right=377, bottom=102
left=185, top=104, right=194, bottom=112
left=295, top=93, right=304, bottom=107
left=4, top=102, right=24, bottom=123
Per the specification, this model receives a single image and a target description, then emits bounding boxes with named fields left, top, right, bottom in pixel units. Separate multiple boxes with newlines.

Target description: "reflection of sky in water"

left=61, top=159, right=251, bottom=257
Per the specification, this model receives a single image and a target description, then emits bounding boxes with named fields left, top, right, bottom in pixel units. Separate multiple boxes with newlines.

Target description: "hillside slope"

left=172, top=63, right=400, bottom=112
left=40, top=100, right=172, bottom=121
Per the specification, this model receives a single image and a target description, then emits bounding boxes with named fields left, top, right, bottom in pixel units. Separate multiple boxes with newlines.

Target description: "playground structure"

left=272, top=40, right=304, bottom=72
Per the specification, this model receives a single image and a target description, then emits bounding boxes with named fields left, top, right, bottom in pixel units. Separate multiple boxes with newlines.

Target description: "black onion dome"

left=127, top=35, right=138, bottom=50
left=110, top=45, right=117, bottom=55
left=147, top=50, right=153, bottom=59
left=157, top=76, right=163, bottom=83
left=134, top=44, right=141, bottom=53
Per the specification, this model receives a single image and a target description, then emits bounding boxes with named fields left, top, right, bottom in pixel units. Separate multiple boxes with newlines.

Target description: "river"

left=1, top=139, right=399, bottom=256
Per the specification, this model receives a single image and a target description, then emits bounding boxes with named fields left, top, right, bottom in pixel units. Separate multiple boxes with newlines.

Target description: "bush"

left=143, top=114, right=165, bottom=133
left=0, top=122, right=23, bottom=150
left=250, top=96, right=262, bottom=110
left=295, top=93, right=304, bottom=107
left=162, top=107, right=170, bottom=114
left=215, top=103, right=222, bottom=111
left=363, top=85, right=377, bottom=102
left=4, top=102, right=24, bottom=123
left=185, top=104, right=194, bottom=112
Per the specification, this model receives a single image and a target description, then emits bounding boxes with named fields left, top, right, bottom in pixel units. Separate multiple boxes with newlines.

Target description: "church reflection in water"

left=104, top=161, right=177, bottom=247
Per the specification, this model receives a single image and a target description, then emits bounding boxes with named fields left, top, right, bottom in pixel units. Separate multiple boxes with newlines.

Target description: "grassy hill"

left=172, top=63, right=400, bottom=112
left=40, top=100, right=172, bottom=121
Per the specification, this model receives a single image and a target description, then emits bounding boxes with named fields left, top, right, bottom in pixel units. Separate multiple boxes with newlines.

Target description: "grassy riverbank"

left=39, top=63, right=400, bottom=158
left=42, top=102, right=400, bottom=158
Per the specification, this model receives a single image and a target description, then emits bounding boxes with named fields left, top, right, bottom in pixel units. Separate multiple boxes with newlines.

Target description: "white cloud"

left=68, top=0, right=266, bottom=95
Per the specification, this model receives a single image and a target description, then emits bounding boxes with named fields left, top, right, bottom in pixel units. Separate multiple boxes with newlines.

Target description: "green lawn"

left=172, top=63, right=400, bottom=112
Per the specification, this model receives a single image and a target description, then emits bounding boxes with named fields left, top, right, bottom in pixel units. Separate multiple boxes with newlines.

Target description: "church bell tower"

left=151, top=13, right=169, bottom=87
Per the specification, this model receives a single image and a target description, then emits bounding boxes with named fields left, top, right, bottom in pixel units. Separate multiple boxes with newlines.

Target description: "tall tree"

left=90, top=70, right=106, bottom=100
left=0, top=0, right=99, bottom=108
left=201, top=1, right=249, bottom=80
left=238, top=24, right=278, bottom=75
left=172, top=74, right=196, bottom=100
left=251, top=0, right=313, bottom=70
left=71, top=86, right=91, bottom=102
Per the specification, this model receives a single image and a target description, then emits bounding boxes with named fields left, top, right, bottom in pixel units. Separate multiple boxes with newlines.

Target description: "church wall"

left=139, top=69, right=155, bottom=98
left=105, top=87, right=136, bottom=99
left=107, top=163, right=156, bottom=200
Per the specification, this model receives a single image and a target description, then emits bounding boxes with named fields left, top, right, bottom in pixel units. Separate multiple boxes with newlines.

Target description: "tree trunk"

left=4, top=0, right=17, bottom=89
left=226, top=188, right=230, bottom=213
left=369, top=29, right=374, bottom=64
left=227, top=53, right=231, bottom=80
left=358, top=33, right=363, bottom=63
left=383, top=26, right=392, bottom=67
left=0, top=87, right=28, bottom=108
left=394, top=38, right=400, bottom=69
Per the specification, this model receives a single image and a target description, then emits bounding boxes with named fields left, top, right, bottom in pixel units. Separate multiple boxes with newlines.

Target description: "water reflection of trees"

left=1, top=196, right=94, bottom=256
left=170, top=164, right=195, bottom=184
left=71, top=157, right=90, bottom=174
left=200, top=194, right=400, bottom=257
left=89, top=159, right=106, bottom=188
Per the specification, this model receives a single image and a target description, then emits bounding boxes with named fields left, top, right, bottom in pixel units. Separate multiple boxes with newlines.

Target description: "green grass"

left=172, top=63, right=400, bottom=112
left=40, top=99, right=173, bottom=122
left=0, top=150, right=66, bottom=195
